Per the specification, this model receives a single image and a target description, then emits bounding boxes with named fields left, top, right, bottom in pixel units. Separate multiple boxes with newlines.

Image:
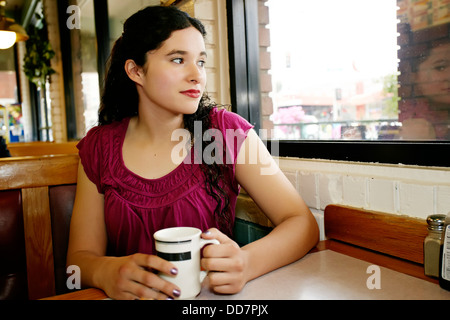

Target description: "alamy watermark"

left=366, top=264, right=381, bottom=290
left=171, top=122, right=279, bottom=176
left=66, top=5, right=81, bottom=30
left=66, top=265, right=81, bottom=290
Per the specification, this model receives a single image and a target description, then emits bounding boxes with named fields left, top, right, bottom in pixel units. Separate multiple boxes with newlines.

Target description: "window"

left=227, top=0, right=450, bottom=167
left=267, top=0, right=399, bottom=141
left=0, top=47, right=22, bottom=142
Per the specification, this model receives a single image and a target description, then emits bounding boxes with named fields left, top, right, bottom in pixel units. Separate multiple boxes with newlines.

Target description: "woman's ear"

left=124, top=59, right=144, bottom=85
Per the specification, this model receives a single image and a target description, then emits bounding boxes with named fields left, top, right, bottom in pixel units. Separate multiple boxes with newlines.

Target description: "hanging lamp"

left=0, top=0, right=28, bottom=49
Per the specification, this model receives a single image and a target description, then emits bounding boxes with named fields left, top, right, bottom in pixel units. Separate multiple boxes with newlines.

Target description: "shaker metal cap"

left=426, top=214, right=446, bottom=230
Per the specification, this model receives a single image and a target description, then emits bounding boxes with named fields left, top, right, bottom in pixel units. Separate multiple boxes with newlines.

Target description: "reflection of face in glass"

left=415, top=43, right=450, bottom=108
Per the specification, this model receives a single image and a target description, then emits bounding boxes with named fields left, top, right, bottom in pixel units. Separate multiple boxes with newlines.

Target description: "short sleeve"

left=76, top=126, right=105, bottom=193
left=211, top=108, right=254, bottom=165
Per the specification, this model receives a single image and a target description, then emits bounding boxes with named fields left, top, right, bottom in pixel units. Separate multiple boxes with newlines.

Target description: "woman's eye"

left=172, top=58, right=183, bottom=64
left=434, top=65, right=447, bottom=72
left=198, top=60, right=206, bottom=67
left=433, top=61, right=449, bottom=72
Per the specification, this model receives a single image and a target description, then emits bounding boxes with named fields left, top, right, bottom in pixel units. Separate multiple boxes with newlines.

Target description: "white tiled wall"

left=278, top=157, right=450, bottom=240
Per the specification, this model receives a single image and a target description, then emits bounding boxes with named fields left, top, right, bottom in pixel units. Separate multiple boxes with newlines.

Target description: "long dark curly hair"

left=98, top=6, right=235, bottom=235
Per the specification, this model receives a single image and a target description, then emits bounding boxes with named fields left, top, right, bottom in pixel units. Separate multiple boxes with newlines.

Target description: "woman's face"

left=415, top=43, right=450, bottom=107
left=135, top=26, right=207, bottom=116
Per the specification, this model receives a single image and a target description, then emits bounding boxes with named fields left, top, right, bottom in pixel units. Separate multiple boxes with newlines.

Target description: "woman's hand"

left=200, top=228, right=250, bottom=294
left=96, top=253, right=181, bottom=300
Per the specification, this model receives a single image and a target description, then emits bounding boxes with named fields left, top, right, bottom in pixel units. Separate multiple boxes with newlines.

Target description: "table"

left=43, top=240, right=450, bottom=300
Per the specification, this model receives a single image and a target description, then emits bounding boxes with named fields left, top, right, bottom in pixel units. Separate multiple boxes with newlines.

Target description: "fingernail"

left=166, top=297, right=174, bottom=300
left=170, top=268, right=178, bottom=275
left=173, top=289, right=181, bottom=297
left=203, top=230, right=211, bottom=235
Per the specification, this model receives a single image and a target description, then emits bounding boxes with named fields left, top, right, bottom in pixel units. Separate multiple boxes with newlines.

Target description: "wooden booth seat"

left=0, top=154, right=79, bottom=299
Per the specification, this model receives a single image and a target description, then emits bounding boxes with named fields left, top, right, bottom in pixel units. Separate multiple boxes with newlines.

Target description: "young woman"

left=67, top=5, right=318, bottom=300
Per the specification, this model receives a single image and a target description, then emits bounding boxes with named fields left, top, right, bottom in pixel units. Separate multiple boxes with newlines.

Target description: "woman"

left=67, top=5, right=318, bottom=300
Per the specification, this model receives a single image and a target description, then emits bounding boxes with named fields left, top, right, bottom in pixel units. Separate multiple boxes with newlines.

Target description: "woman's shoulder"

left=78, top=118, right=129, bottom=147
left=76, top=118, right=130, bottom=166
left=76, top=118, right=130, bottom=191
left=210, top=106, right=253, bottom=132
left=209, top=106, right=254, bottom=165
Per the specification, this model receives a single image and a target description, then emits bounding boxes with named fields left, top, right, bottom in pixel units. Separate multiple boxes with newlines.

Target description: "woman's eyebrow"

left=432, top=59, right=448, bottom=65
left=166, top=49, right=207, bottom=57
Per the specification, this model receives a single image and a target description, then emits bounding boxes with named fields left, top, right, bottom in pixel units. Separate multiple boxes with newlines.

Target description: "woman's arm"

left=66, top=161, right=109, bottom=288
left=202, top=129, right=319, bottom=293
left=67, top=161, right=181, bottom=300
left=236, top=129, right=319, bottom=279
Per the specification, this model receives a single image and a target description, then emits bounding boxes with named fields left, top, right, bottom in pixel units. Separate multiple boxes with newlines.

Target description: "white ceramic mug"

left=153, top=227, right=219, bottom=300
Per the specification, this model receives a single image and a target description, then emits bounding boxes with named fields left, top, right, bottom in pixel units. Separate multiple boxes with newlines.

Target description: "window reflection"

left=397, top=13, right=450, bottom=140
left=0, top=47, right=22, bottom=142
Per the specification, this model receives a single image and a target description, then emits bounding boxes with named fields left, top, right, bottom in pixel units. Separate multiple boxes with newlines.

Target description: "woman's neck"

left=132, top=106, right=185, bottom=146
left=122, top=110, right=188, bottom=180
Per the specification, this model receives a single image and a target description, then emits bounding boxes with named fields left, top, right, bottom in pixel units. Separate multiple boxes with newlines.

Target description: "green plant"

left=23, top=13, right=55, bottom=87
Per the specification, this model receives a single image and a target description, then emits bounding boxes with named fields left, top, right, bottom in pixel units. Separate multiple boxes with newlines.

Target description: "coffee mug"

left=153, top=227, right=219, bottom=299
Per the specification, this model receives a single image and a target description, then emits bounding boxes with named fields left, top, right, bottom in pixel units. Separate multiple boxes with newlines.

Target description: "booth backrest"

left=0, top=189, right=27, bottom=300
left=49, top=184, right=77, bottom=295
left=7, top=141, right=78, bottom=157
left=0, top=154, right=79, bottom=299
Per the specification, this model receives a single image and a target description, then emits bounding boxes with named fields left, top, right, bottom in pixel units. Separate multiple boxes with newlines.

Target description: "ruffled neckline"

left=107, top=117, right=202, bottom=197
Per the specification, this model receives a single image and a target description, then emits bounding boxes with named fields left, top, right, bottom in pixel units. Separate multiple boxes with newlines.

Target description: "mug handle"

left=199, top=238, right=220, bottom=282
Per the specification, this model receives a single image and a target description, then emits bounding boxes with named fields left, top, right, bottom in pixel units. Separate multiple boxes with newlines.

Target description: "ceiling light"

left=0, top=0, right=29, bottom=50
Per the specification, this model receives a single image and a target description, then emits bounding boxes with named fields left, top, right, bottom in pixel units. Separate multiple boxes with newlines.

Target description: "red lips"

left=181, top=90, right=201, bottom=98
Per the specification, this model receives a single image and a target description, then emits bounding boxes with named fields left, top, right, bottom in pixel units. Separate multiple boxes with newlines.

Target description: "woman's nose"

left=188, top=64, right=203, bottom=83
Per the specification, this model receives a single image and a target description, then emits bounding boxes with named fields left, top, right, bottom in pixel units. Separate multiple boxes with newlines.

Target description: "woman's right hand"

left=96, top=253, right=181, bottom=300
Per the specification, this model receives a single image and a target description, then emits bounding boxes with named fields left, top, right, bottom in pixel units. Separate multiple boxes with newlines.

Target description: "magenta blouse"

left=77, top=108, right=253, bottom=256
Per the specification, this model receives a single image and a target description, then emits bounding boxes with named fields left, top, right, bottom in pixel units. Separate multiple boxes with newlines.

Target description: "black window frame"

left=226, top=0, right=450, bottom=168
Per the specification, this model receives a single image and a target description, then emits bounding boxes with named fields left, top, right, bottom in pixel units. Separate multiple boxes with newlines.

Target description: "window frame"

left=226, top=0, right=450, bottom=168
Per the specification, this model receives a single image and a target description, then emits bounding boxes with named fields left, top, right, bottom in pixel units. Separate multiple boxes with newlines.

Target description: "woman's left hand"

left=200, top=228, right=249, bottom=294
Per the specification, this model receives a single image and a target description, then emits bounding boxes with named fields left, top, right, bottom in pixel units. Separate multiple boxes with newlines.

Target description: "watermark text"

left=66, top=5, right=81, bottom=30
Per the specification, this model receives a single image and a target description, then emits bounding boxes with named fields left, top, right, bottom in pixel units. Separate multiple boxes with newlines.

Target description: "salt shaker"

left=424, top=214, right=445, bottom=277
left=439, top=212, right=450, bottom=291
